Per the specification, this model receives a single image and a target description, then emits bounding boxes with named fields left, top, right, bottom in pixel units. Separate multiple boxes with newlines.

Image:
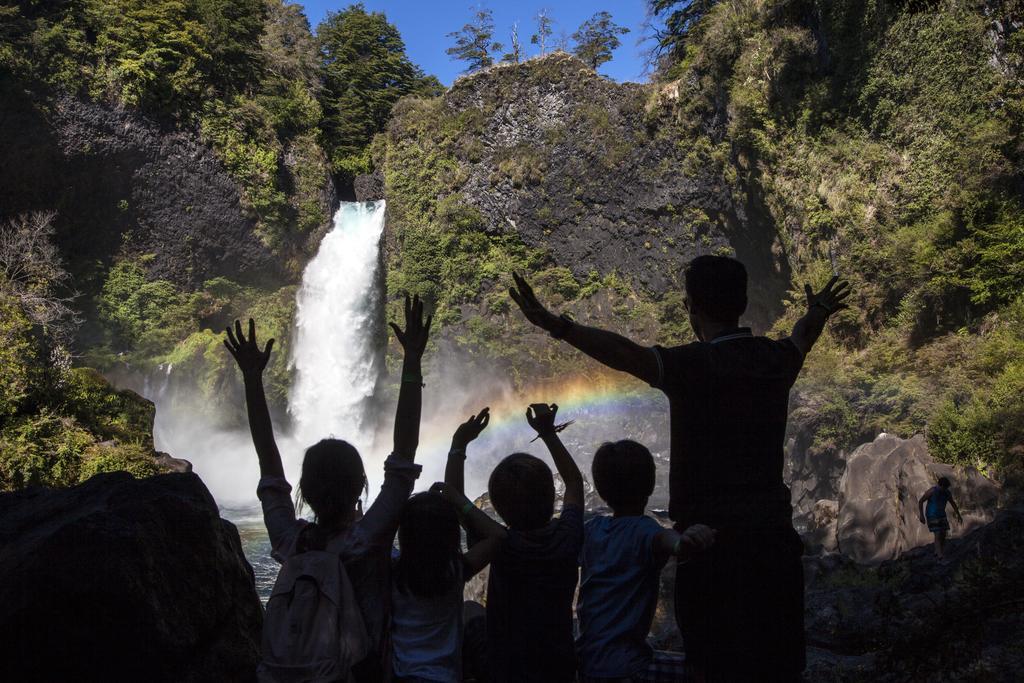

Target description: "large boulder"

left=0, top=472, right=262, bottom=682
left=836, top=433, right=999, bottom=563
left=805, top=507, right=1024, bottom=681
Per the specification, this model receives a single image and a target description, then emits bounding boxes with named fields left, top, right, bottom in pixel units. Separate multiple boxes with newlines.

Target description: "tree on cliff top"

left=649, top=0, right=718, bottom=67
left=318, top=3, right=438, bottom=180
left=531, top=8, right=555, bottom=55
left=572, top=11, right=630, bottom=70
left=447, top=6, right=503, bottom=73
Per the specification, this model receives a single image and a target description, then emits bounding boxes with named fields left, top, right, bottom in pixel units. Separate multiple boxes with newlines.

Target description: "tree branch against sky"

left=300, top=1, right=659, bottom=84
left=446, top=5, right=503, bottom=73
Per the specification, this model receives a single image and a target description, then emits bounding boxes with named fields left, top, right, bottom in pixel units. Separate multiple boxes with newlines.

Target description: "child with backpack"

left=390, top=408, right=506, bottom=682
left=576, top=440, right=716, bottom=683
left=460, top=402, right=584, bottom=683
left=225, top=294, right=431, bottom=683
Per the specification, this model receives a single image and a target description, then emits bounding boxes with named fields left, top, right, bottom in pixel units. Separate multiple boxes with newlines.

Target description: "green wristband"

left=461, top=501, right=475, bottom=516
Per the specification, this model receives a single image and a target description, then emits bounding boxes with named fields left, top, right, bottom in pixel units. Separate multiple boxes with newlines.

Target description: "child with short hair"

left=390, top=409, right=505, bottom=683
left=918, top=476, right=963, bottom=561
left=577, top=440, right=715, bottom=683
left=461, top=403, right=584, bottom=683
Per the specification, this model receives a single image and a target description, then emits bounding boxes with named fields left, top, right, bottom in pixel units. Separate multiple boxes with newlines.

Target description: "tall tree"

left=318, top=3, right=435, bottom=178
left=502, top=21, right=524, bottom=64
left=650, top=0, right=718, bottom=64
left=446, top=6, right=502, bottom=73
left=572, top=11, right=630, bottom=70
left=530, top=8, right=554, bottom=55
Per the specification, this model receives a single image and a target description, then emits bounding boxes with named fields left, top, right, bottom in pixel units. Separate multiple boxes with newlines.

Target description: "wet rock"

left=354, top=171, right=385, bottom=202
left=0, top=472, right=262, bottom=682
left=836, top=433, right=999, bottom=563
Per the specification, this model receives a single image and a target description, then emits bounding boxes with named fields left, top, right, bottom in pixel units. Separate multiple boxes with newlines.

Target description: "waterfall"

left=289, top=201, right=386, bottom=448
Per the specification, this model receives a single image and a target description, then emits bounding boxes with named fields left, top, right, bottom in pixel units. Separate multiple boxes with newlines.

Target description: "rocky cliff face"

left=0, top=471, right=262, bottom=681
left=0, top=92, right=288, bottom=291
left=374, top=53, right=792, bottom=379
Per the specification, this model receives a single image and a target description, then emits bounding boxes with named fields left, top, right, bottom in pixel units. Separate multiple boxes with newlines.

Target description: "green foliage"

left=650, top=0, right=720, bottom=69
left=319, top=3, right=438, bottom=180
left=0, top=412, right=93, bottom=489
left=571, top=11, right=629, bottom=70
left=78, top=441, right=161, bottom=481
left=97, top=258, right=195, bottom=356
left=0, top=293, right=39, bottom=419
left=446, top=6, right=502, bottom=73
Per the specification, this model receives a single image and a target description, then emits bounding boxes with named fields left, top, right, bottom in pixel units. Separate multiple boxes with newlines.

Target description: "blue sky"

left=298, top=1, right=660, bottom=85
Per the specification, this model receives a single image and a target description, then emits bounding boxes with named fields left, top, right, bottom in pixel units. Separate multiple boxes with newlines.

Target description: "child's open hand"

left=452, top=408, right=490, bottom=449
left=390, top=293, right=432, bottom=358
left=224, top=318, right=274, bottom=378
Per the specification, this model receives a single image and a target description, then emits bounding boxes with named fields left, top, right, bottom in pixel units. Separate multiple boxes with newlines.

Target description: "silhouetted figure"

left=471, top=403, right=585, bottom=683
left=918, top=476, right=963, bottom=562
left=391, top=408, right=504, bottom=682
left=511, top=257, right=851, bottom=682
left=577, top=439, right=715, bottom=683
left=225, top=293, right=431, bottom=683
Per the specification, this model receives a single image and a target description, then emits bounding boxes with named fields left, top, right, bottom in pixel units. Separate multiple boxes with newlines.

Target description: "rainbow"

left=407, top=374, right=668, bottom=497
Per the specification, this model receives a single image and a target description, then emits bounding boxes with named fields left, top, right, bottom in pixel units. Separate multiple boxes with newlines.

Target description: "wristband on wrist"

left=401, top=372, right=424, bottom=387
left=449, top=446, right=467, bottom=459
left=461, top=501, right=475, bottom=517
left=673, top=537, right=683, bottom=556
left=549, top=313, right=574, bottom=340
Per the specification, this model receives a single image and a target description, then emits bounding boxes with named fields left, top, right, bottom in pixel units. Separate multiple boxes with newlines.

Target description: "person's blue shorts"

left=927, top=515, right=949, bottom=533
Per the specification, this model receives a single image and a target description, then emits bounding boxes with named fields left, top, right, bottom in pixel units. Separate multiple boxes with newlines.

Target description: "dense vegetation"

left=379, top=0, right=1024, bottom=481
left=0, top=213, right=162, bottom=490
left=0, top=1, right=437, bottom=482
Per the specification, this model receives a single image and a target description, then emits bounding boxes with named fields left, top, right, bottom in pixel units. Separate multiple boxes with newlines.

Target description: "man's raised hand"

left=453, top=408, right=490, bottom=449
left=510, top=272, right=559, bottom=332
left=804, top=275, right=851, bottom=317
left=390, top=293, right=432, bottom=358
left=224, top=318, right=274, bottom=378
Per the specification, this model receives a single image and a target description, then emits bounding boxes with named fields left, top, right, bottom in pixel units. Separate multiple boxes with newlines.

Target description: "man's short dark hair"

left=684, top=255, right=748, bottom=323
left=488, top=453, right=555, bottom=530
left=592, top=440, right=656, bottom=511
left=938, top=476, right=951, bottom=488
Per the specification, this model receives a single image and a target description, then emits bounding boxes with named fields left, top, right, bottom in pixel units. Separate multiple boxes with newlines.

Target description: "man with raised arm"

left=510, top=256, right=851, bottom=682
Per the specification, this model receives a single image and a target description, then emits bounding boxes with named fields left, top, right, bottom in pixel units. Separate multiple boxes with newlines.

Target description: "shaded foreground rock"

left=805, top=506, right=1024, bottom=681
left=836, top=434, right=998, bottom=563
left=0, top=472, right=262, bottom=682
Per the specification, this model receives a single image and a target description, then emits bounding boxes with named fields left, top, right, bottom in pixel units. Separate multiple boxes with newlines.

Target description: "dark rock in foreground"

left=0, top=472, right=262, bottom=682
left=805, top=506, right=1024, bottom=681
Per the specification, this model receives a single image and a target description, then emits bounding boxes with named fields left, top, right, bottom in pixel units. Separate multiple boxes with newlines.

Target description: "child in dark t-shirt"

left=481, top=403, right=585, bottom=683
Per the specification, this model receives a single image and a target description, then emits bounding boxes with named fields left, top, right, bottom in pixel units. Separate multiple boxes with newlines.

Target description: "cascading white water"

left=289, top=201, right=386, bottom=448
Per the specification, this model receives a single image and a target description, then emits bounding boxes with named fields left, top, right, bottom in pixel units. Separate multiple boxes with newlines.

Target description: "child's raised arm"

left=527, top=403, right=584, bottom=510
left=445, top=408, right=490, bottom=495
left=390, top=294, right=432, bottom=462
left=225, top=318, right=284, bottom=479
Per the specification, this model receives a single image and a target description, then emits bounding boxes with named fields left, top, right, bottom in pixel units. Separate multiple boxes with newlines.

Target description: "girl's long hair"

left=394, top=492, right=461, bottom=598
left=295, top=439, right=367, bottom=552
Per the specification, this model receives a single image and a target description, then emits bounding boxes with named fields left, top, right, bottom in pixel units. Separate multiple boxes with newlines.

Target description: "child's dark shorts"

left=927, top=515, right=949, bottom=533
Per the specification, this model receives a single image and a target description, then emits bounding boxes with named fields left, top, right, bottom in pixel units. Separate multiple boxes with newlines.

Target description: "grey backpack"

left=258, top=537, right=371, bottom=683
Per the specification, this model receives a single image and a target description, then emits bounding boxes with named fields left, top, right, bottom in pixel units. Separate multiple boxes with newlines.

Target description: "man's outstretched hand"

left=225, top=318, right=274, bottom=378
left=452, top=408, right=490, bottom=449
left=804, top=275, right=851, bottom=317
left=390, top=293, right=432, bottom=358
left=510, top=272, right=560, bottom=332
